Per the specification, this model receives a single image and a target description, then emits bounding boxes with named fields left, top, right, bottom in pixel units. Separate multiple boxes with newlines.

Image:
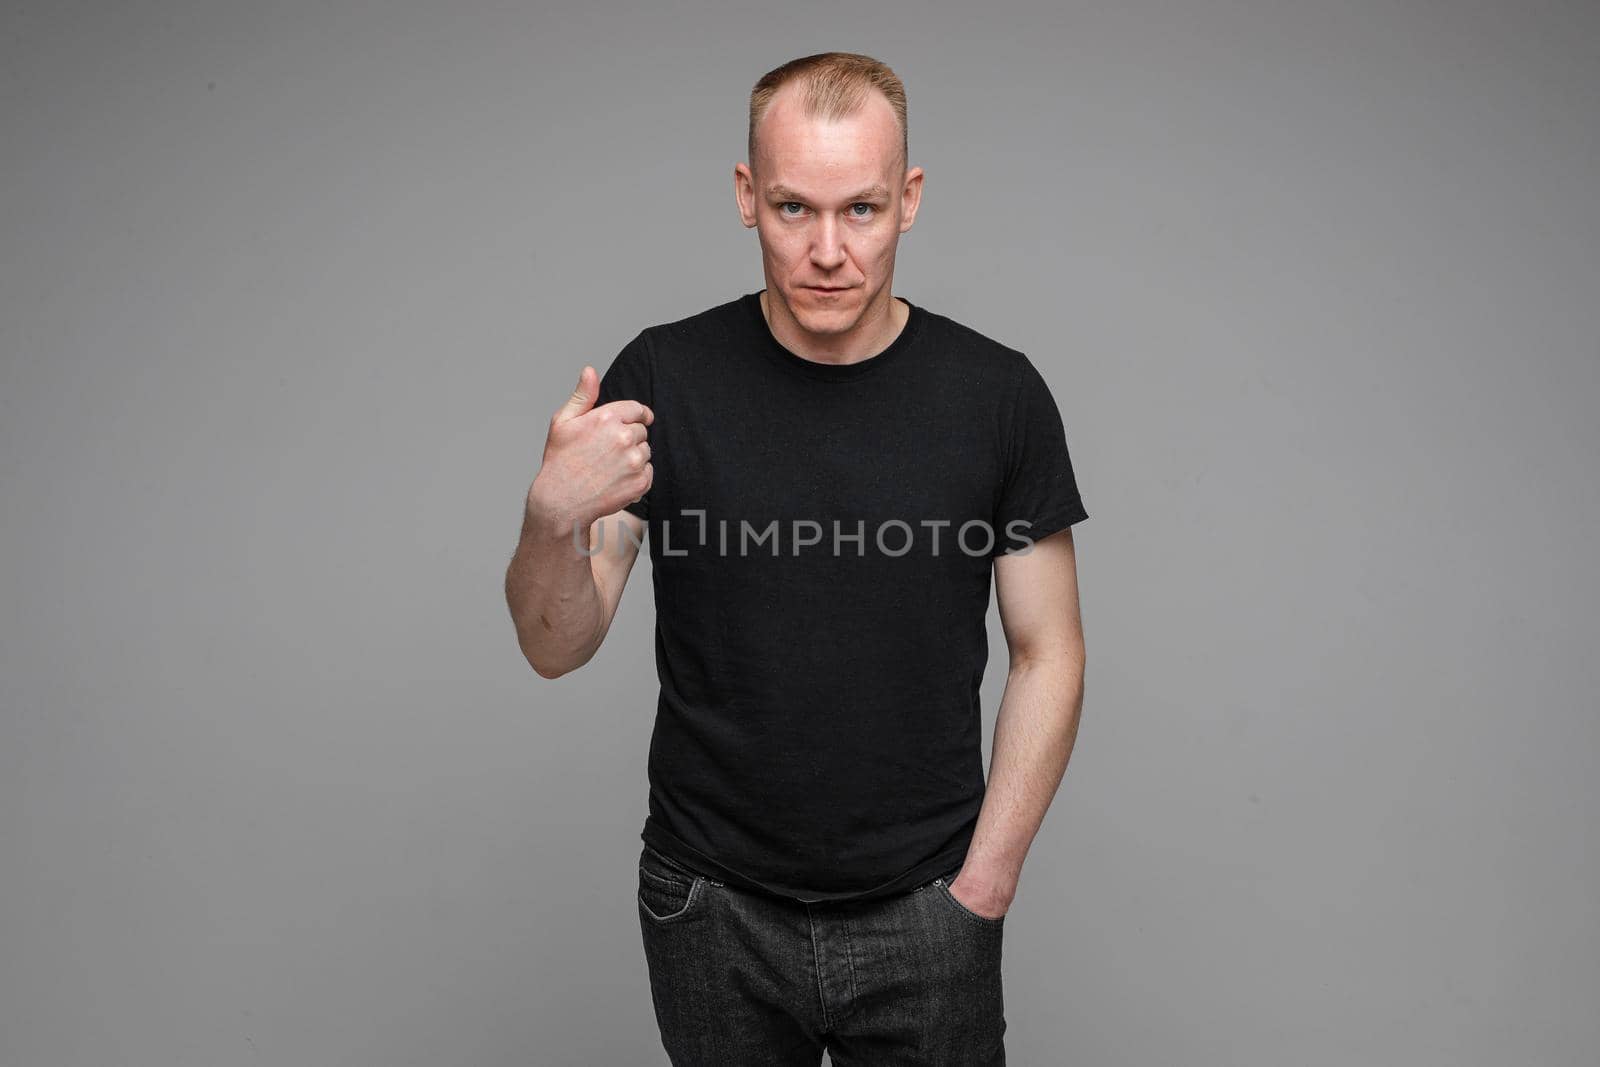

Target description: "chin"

left=793, top=306, right=853, bottom=333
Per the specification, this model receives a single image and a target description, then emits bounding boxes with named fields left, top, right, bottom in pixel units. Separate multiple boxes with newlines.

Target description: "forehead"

left=755, top=84, right=901, bottom=195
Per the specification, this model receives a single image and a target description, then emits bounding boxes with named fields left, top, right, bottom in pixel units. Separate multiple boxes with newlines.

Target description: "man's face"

left=736, top=83, right=923, bottom=339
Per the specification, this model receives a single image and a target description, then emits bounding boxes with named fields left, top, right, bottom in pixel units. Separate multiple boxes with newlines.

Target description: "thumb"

left=553, top=365, right=598, bottom=423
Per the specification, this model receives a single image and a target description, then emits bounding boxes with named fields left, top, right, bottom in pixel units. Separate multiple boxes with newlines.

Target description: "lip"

left=807, top=286, right=851, bottom=293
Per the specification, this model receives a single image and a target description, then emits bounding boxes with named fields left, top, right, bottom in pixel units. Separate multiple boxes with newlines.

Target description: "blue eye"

left=776, top=202, right=875, bottom=218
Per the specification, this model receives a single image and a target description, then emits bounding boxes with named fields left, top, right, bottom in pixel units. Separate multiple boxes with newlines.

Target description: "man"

left=505, top=51, right=1087, bottom=1065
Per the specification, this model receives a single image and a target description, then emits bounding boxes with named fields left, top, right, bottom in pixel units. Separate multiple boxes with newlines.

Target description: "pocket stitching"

left=936, top=878, right=1006, bottom=927
left=638, top=868, right=704, bottom=922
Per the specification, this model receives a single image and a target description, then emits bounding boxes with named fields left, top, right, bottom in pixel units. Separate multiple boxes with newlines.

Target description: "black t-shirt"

left=594, top=289, right=1087, bottom=903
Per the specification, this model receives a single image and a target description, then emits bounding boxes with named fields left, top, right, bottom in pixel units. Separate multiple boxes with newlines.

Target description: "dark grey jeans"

left=637, top=842, right=1006, bottom=1065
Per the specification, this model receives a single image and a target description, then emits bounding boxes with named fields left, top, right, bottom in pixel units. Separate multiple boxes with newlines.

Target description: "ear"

left=734, top=162, right=758, bottom=229
left=899, top=165, right=925, bottom=233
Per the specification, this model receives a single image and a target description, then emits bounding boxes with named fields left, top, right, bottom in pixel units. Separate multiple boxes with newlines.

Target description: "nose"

left=810, top=216, right=847, bottom=271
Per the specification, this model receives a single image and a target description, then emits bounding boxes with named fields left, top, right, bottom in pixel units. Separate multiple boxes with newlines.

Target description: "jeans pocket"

left=933, top=865, right=1006, bottom=928
left=638, top=844, right=708, bottom=923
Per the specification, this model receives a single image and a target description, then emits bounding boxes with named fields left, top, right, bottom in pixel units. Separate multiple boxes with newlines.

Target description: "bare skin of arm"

left=506, top=507, right=646, bottom=678
left=947, top=525, right=1087, bottom=920
left=505, top=366, right=653, bottom=679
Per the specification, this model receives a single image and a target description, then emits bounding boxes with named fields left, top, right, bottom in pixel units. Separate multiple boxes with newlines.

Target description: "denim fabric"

left=637, top=842, right=1006, bottom=1065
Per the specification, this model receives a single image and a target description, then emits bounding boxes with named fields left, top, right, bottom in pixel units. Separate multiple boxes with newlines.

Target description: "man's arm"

left=949, top=525, right=1086, bottom=918
left=503, top=362, right=654, bottom=680
left=505, top=506, right=646, bottom=679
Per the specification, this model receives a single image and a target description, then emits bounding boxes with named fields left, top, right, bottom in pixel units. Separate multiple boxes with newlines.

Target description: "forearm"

left=961, top=651, right=1085, bottom=908
left=504, top=504, right=604, bottom=678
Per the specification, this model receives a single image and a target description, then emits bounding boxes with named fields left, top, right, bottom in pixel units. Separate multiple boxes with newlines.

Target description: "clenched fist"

left=526, top=365, right=654, bottom=538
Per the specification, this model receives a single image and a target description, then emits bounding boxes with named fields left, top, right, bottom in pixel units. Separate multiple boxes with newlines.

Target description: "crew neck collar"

left=743, top=289, right=923, bottom=383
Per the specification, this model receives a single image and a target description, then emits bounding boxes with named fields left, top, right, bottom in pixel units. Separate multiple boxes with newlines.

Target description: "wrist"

left=957, top=855, right=1018, bottom=901
left=523, top=487, right=586, bottom=547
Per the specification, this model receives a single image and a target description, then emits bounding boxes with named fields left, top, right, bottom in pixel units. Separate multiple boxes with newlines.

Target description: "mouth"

left=807, top=285, right=852, bottom=294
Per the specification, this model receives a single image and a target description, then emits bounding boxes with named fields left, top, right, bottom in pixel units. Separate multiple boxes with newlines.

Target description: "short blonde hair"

left=748, top=52, right=908, bottom=174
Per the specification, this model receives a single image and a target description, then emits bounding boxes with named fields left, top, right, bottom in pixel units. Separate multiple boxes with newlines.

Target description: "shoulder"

left=636, top=294, right=750, bottom=360
left=913, top=301, right=1034, bottom=394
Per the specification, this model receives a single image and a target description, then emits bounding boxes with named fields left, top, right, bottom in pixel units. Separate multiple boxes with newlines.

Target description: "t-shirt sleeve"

left=592, top=329, right=654, bottom=520
left=992, top=355, right=1088, bottom=556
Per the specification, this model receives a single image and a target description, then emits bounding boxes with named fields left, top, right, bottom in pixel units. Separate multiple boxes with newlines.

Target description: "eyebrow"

left=766, top=183, right=891, bottom=203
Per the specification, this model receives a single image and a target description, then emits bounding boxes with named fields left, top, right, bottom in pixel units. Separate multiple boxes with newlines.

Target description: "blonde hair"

left=747, top=52, right=908, bottom=174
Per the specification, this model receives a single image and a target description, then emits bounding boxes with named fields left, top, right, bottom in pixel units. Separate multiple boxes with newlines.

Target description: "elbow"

left=525, top=646, right=575, bottom=680
left=523, top=641, right=597, bottom=681
left=531, top=658, right=568, bottom=681
left=510, top=606, right=606, bottom=681
left=512, top=628, right=564, bottom=679
left=1008, top=640, right=1085, bottom=676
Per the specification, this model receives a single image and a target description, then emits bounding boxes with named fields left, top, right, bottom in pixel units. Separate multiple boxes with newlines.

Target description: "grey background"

left=3, top=1, right=1596, bottom=1064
